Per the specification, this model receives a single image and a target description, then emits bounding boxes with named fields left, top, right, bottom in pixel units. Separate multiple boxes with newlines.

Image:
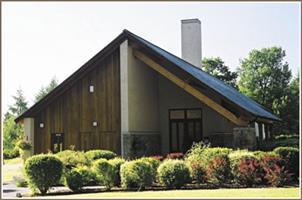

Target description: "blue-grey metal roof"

left=125, top=30, right=280, bottom=121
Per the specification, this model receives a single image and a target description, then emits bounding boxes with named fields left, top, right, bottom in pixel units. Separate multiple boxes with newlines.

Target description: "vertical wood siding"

left=34, top=49, right=121, bottom=154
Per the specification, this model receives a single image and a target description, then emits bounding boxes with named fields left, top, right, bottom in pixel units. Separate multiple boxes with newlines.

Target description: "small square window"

left=92, top=121, right=98, bottom=127
left=89, top=85, right=94, bottom=93
left=40, top=123, right=44, bottom=128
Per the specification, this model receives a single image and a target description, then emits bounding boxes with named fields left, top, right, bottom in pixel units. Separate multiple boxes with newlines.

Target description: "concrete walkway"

left=2, top=182, right=30, bottom=198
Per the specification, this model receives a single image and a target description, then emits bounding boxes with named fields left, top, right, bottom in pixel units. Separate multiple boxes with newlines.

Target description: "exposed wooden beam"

left=133, top=50, right=248, bottom=126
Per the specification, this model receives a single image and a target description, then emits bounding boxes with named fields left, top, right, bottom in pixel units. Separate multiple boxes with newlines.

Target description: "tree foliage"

left=202, top=57, right=238, bottom=88
left=238, top=47, right=292, bottom=112
left=8, top=88, right=28, bottom=116
left=238, top=47, right=298, bottom=134
left=34, top=77, right=58, bottom=102
left=3, top=113, right=23, bottom=150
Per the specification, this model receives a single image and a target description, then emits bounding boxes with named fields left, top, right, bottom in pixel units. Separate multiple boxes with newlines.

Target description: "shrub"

left=93, top=159, right=115, bottom=190
left=273, top=147, right=299, bottom=178
left=65, top=169, right=83, bottom=191
left=185, top=141, right=209, bottom=163
left=108, top=158, right=126, bottom=186
left=24, top=154, right=63, bottom=195
left=188, top=161, right=207, bottom=183
left=56, top=150, right=90, bottom=169
left=150, top=155, right=164, bottom=161
left=157, top=159, right=191, bottom=189
left=253, top=151, right=277, bottom=159
left=261, top=155, right=293, bottom=187
left=16, top=140, right=32, bottom=150
left=120, top=160, right=153, bottom=190
left=138, top=157, right=161, bottom=182
left=15, top=176, right=28, bottom=187
left=3, top=148, right=20, bottom=159
left=205, top=155, right=231, bottom=185
left=166, top=152, right=184, bottom=160
left=230, top=154, right=263, bottom=186
left=76, top=166, right=98, bottom=186
left=275, top=134, right=299, bottom=140
left=85, top=149, right=117, bottom=160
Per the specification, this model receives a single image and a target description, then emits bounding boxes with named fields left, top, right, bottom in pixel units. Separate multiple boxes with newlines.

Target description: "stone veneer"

left=122, top=133, right=161, bottom=159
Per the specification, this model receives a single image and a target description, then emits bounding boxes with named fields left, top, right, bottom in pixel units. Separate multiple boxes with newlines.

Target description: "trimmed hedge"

left=65, top=169, right=83, bottom=191
left=120, top=160, right=153, bottom=190
left=261, top=155, right=293, bottom=187
left=93, top=159, right=115, bottom=190
left=108, top=158, right=126, bottom=186
left=205, top=155, right=231, bottom=185
left=3, top=148, right=20, bottom=159
left=76, top=166, right=98, bottom=186
left=273, top=147, right=299, bottom=178
left=138, top=157, right=161, bottom=182
left=85, top=150, right=117, bottom=160
left=56, top=150, right=90, bottom=169
left=25, top=154, right=63, bottom=195
left=157, top=159, right=191, bottom=189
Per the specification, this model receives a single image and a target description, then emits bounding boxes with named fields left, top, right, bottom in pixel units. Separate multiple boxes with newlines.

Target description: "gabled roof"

left=16, top=29, right=280, bottom=123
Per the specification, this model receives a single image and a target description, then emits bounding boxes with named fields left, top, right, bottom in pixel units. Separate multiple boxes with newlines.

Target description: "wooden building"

left=16, top=19, right=280, bottom=158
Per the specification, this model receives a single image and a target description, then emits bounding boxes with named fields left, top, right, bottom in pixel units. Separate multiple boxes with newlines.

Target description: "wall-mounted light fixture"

left=89, top=85, right=94, bottom=93
left=39, top=123, right=44, bottom=128
left=92, top=121, right=98, bottom=127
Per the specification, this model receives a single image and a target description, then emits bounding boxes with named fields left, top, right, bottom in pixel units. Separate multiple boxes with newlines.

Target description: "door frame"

left=168, top=108, right=203, bottom=152
left=50, top=133, right=65, bottom=153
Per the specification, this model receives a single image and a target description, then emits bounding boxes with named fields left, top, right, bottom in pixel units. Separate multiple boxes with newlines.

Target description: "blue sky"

left=2, top=2, right=300, bottom=114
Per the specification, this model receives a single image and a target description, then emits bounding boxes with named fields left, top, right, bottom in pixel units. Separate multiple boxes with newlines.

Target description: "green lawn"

left=3, top=157, right=23, bottom=183
left=43, top=187, right=300, bottom=198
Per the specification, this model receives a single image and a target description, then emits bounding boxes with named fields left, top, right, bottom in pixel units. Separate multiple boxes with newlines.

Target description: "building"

left=15, top=19, right=280, bottom=158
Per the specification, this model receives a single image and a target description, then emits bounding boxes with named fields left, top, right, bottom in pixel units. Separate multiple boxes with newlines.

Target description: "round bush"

left=56, top=150, right=90, bottom=169
left=3, top=148, right=20, bottom=159
left=120, top=160, right=153, bottom=190
left=205, top=155, right=231, bottom=185
left=17, top=140, right=32, bottom=150
left=157, top=159, right=191, bottom=189
left=273, top=147, right=299, bottom=178
left=65, top=169, right=83, bottom=191
left=138, top=157, right=161, bottom=182
left=94, top=159, right=115, bottom=190
left=108, top=157, right=126, bottom=186
left=85, top=149, right=117, bottom=160
left=187, top=161, right=207, bottom=183
left=76, top=166, right=98, bottom=186
left=25, top=154, right=63, bottom=195
left=230, top=154, right=263, bottom=186
left=261, top=155, right=293, bottom=187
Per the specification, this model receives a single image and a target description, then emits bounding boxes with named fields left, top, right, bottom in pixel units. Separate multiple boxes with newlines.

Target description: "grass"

left=42, top=187, right=300, bottom=198
left=3, top=157, right=23, bottom=183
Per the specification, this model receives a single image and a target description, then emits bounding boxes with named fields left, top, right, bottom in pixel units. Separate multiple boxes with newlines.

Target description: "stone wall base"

left=122, top=132, right=161, bottom=159
left=208, top=127, right=256, bottom=150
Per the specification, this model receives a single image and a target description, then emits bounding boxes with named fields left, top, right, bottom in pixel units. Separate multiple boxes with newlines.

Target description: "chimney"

left=181, top=19, right=202, bottom=68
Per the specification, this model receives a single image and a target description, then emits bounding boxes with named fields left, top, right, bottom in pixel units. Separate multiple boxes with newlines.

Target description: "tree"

left=238, top=47, right=292, bottom=114
left=8, top=88, right=28, bottom=116
left=3, top=114, right=23, bottom=150
left=34, top=77, right=59, bottom=102
left=202, top=57, right=238, bottom=88
left=4, top=88, right=28, bottom=150
left=274, top=75, right=299, bottom=134
left=237, top=47, right=296, bottom=134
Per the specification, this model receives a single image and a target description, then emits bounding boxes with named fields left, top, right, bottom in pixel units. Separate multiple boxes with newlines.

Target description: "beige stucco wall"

left=122, top=44, right=237, bottom=155
left=158, top=76, right=236, bottom=154
left=24, top=118, right=35, bottom=155
left=127, top=45, right=160, bottom=133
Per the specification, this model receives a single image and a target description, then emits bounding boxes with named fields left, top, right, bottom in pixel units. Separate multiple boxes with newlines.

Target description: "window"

left=51, top=133, right=64, bottom=153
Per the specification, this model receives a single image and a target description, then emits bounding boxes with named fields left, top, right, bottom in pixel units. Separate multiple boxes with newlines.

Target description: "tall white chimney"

left=181, top=19, right=202, bottom=68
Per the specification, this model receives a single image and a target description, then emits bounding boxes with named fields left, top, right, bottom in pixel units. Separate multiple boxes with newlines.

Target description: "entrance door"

left=51, top=133, right=64, bottom=153
left=169, top=109, right=202, bottom=153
